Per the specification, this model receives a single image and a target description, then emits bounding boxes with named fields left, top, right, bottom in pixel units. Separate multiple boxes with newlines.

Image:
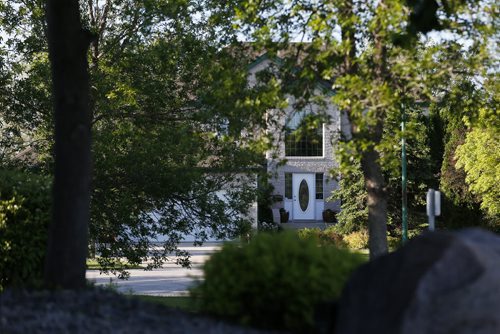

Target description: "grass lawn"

left=134, top=295, right=199, bottom=312
left=86, top=258, right=144, bottom=270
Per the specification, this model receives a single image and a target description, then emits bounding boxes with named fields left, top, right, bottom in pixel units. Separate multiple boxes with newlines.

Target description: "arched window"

left=285, top=108, right=323, bottom=157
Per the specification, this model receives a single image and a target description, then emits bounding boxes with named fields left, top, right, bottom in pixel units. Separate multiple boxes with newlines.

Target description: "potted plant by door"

left=322, top=209, right=337, bottom=223
left=279, top=208, right=289, bottom=223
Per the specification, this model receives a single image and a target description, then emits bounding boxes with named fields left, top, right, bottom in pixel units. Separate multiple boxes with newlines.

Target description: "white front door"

left=292, top=173, right=315, bottom=220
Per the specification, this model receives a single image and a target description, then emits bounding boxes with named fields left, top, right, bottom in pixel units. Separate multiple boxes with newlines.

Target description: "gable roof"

left=247, top=51, right=335, bottom=97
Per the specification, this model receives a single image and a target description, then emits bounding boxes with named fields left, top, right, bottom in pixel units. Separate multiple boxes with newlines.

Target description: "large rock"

left=0, top=288, right=274, bottom=333
left=335, top=228, right=500, bottom=334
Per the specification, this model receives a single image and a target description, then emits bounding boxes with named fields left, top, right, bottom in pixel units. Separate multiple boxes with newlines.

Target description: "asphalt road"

left=86, top=243, right=222, bottom=296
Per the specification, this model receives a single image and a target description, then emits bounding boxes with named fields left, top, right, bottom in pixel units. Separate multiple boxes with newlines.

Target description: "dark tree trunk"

left=44, top=0, right=93, bottom=289
left=339, top=0, right=357, bottom=75
left=364, top=2, right=389, bottom=259
left=361, top=149, right=389, bottom=259
left=339, top=0, right=389, bottom=259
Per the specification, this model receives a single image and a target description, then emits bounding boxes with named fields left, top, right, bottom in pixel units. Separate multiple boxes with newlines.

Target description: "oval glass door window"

left=299, top=179, right=309, bottom=211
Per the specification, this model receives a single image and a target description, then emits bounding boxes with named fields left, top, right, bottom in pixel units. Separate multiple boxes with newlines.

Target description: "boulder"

left=335, top=228, right=500, bottom=334
left=0, top=288, right=273, bottom=333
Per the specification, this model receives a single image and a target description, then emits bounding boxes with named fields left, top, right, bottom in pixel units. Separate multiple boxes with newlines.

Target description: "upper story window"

left=285, top=109, right=323, bottom=157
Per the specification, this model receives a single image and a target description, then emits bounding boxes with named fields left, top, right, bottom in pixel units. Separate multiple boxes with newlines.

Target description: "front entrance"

left=292, top=173, right=315, bottom=220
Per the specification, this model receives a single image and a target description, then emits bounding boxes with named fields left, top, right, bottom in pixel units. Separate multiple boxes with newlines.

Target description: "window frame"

left=284, top=110, right=325, bottom=158
left=315, top=173, right=324, bottom=200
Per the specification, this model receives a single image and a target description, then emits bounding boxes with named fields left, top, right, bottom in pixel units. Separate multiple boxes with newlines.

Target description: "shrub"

left=0, top=169, right=51, bottom=291
left=298, top=227, right=347, bottom=248
left=258, top=220, right=281, bottom=233
left=343, top=229, right=369, bottom=250
left=320, top=226, right=347, bottom=248
left=297, top=227, right=321, bottom=240
left=193, top=232, right=365, bottom=332
left=387, top=235, right=401, bottom=251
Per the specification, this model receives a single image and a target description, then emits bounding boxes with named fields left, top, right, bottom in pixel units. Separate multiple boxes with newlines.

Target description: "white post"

left=427, top=189, right=435, bottom=231
left=434, top=191, right=441, bottom=217
left=426, top=189, right=441, bottom=231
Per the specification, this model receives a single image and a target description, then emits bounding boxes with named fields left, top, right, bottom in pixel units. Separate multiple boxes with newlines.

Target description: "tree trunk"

left=361, top=0, right=389, bottom=259
left=339, top=0, right=357, bottom=75
left=361, top=149, right=389, bottom=259
left=44, top=0, right=93, bottom=289
left=339, top=0, right=388, bottom=258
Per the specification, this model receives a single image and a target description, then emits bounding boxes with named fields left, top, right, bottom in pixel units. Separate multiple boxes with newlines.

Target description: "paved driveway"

left=86, top=242, right=222, bottom=296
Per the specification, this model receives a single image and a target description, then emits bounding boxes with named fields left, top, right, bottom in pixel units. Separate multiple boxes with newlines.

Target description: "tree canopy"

left=0, top=0, right=497, bottom=275
left=234, top=0, right=498, bottom=256
left=0, top=0, right=281, bottom=275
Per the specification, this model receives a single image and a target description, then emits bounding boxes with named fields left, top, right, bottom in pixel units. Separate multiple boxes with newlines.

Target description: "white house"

left=248, top=53, right=347, bottom=222
left=149, top=52, right=345, bottom=246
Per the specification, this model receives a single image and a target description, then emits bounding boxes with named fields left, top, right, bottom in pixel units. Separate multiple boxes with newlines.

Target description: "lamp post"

left=401, top=104, right=408, bottom=244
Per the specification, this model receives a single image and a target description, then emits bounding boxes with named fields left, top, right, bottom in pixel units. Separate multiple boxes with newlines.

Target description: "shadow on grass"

left=133, top=295, right=199, bottom=313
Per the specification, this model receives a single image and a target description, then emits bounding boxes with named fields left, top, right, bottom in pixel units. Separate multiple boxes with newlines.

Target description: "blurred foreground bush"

left=193, top=232, right=365, bottom=332
left=0, top=169, right=51, bottom=291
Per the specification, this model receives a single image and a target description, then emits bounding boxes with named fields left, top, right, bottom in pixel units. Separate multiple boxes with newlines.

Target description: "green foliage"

left=236, top=0, right=497, bottom=256
left=256, top=174, right=275, bottom=225
left=331, top=165, right=367, bottom=234
left=1, top=0, right=281, bottom=276
left=333, top=108, right=434, bottom=236
left=297, top=227, right=347, bottom=248
left=385, top=108, right=437, bottom=232
left=2, top=0, right=497, bottom=275
left=387, top=235, right=402, bottom=251
left=0, top=168, right=51, bottom=291
left=320, top=226, right=347, bottom=248
left=258, top=221, right=282, bottom=233
left=343, top=229, right=369, bottom=250
left=433, top=78, right=498, bottom=231
left=88, top=38, right=270, bottom=271
left=193, top=232, right=365, bottom=332
left=439, top=124, right=484, bottom=229
left=332, top=97, right=500, bottom=238
left=455, top=122, right=499, bottom=220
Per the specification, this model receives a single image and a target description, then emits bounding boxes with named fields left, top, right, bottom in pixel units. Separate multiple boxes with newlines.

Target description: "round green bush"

left=0, top=169, right=51, bottom=291
left=193, top=232, right=365, bottom=332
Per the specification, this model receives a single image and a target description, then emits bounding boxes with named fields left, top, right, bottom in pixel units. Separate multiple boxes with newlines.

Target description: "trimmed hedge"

left=193, top=232, right=365, bottom=332
left=0, top=169, right=51, bottom=291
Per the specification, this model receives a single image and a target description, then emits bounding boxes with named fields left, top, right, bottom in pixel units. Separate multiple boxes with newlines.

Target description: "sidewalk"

left=86, top=242, right=222, bottom=296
